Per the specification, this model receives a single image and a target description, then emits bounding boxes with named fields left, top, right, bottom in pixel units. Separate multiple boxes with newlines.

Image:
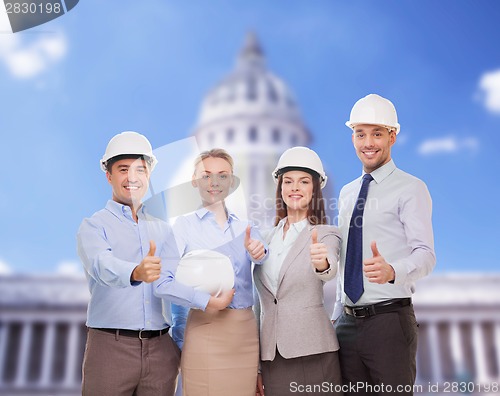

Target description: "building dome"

left=198, top=35, right=303, bottom=127
left=191, top=32, right=311, bottom=228
left=194, top=32, right=310, bottom=151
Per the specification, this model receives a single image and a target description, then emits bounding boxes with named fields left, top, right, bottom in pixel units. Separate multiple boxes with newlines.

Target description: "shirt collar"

left=105, top=200, right=145, bottom=221
left=363, top=159, right=396, bottom=184
left=291, top=218, right=308, bottom=232
left=277, top=217, right=308, bottom=232
left=276, top=217, right=287, bottom=228
left=195, top=206, right=239, bottom=222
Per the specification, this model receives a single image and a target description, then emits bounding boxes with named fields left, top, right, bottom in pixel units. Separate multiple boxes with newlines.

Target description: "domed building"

left=192, top=32, right=311, bottom=228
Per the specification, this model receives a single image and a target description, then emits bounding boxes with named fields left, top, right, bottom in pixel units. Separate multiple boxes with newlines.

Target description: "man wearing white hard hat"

left=77, top=131, right=181, bottom=396
left=332, top=95, right=436, bottom=395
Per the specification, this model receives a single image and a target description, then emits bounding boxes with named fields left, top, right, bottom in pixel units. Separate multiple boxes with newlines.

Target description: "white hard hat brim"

left=346, top=121, right=400, bottom=134
left=272, top=166, right=327, bottom=189
left=272, top=146, right=327, bottom=188
left=100, top=154, right=158, bottom=172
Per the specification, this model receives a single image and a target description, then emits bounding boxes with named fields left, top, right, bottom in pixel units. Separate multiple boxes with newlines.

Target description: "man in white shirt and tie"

left=332, top=94, right=436, bottom=395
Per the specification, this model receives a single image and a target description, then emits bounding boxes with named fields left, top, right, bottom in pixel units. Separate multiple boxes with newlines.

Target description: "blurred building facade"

left=2, top=274, right=500, bottom=395
left=0, top=275, right=88, bottom=396
left=1, top=35, right=498, bottom=396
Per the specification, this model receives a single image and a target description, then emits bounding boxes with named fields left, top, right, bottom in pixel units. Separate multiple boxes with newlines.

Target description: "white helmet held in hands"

left=100, top=131, right=158, bottom=172
left=345, top=94, right=400, bottom=134
left=272, top=146, right=327, bottom=189
left=175, top=249, right=235, bottom=296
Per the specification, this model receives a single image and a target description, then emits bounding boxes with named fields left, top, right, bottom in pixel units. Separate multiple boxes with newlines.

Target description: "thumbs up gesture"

left=131, top=240, right=162, bottom=283
left=363, top=241, right=395, bottom=284
left=244, top=225, right=266, bottom=261
left=310, top=228, right=329, bottom=272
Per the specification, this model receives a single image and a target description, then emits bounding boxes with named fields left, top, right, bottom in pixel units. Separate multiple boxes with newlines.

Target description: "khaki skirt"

left=181, top=308, right=259, bottom=396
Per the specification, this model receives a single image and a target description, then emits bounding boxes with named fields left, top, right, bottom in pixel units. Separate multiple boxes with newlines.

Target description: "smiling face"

left=107, top=158, right=150, bottom=208
left=352, top=124, right=396, bottom=173
left=281, top=170, right=314, bottom=217
left=192, top=157, right=234, bottom=207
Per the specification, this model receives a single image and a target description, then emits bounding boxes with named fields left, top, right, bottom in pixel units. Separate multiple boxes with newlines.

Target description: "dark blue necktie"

left=344, top=173, right=373, bottom=304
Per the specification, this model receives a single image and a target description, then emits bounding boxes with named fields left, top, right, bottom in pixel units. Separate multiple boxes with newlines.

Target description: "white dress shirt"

left=261, top=217, right=308, bottom=295
left=332, top=159, right=436, bottom=320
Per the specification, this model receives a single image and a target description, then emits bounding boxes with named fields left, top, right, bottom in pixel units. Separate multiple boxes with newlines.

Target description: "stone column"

left=427, top=321, right=443, bottom=383
left=64, top=321, right=80, bottom=387
left=472, top=322, right=489, bottom=383
left=40, top=321, right=56, bottom=386
left=450, top=321, right=465, bottom=378
left=14, top=321, right=32, bottom=386
left=0, top=322, right=9, bottom=386
left=495, top=323, right=500, bottom=380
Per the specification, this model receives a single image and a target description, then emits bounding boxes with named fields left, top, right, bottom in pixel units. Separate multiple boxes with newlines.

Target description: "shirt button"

left=274, top=298, right=277, bottom=304
left=145, top=300, right=150, bottom=304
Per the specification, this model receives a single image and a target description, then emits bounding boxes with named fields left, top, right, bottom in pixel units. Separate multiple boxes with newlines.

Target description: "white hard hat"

left=272, top=146, right=327, bottom=189
left=345, top=94, right=400, bottom=134
left=175, top=249, right=234, bottom=296
left=100, top=131, right=158, bottom=172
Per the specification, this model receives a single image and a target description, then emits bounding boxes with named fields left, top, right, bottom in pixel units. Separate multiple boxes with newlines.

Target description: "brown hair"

left=274, top=175, right=327, bottom=226
left=193, top=148, right=234, bottom=173
left=106, top=154, right=150, bottom=174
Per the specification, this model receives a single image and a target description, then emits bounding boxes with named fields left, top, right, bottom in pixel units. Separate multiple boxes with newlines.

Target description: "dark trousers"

left=335, top=305, right=418, bottom=396
left=261, top=349, right=343, bottom=395
left=82, top=328, right=181, bottom=396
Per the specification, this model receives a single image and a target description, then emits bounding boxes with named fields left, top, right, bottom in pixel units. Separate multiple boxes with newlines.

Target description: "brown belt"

left=344, top=298, right=411, bottom=318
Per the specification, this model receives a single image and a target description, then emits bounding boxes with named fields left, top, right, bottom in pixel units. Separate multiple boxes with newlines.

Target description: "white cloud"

left=478, top=69, right=500, bottom=114
left=0, top=259, right=12, bottom=275
left=0, top=31, right=67, bottom=78
left=56, top=260, right=83, bottom=276
left=418, top=136, right=479, bottom=156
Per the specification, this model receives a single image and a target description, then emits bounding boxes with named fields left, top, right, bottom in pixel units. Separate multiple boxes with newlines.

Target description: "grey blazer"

left=254, top=223, right=341, bottom=361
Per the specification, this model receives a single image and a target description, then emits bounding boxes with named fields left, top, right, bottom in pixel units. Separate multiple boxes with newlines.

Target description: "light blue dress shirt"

left=155, top=207, right=267, bottom=309
left=332, top=160, right=436, bottom=319
left=77, top=200, right=179, bottom=330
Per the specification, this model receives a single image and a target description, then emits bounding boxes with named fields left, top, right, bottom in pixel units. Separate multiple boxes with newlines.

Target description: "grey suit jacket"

left=254, top=223, right=341, bottom=361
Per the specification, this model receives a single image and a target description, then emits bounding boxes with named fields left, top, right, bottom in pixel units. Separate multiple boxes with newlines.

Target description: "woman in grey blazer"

left=254, top=147, right=343, bottom=395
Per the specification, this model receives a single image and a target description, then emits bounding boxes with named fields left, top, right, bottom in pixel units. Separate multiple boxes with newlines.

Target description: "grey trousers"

left=82, top=328, right=181, bottom=396
left=335, top=304, right=418, bottom=396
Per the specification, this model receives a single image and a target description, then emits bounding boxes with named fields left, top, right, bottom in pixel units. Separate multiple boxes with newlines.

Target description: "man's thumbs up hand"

left=363, top=241, right=395, bottom=284
left=147, top=240, right=156, bottom=257
left=370, top=241, right=381, bottom=257
left=131, top=240, right=161, bottom=283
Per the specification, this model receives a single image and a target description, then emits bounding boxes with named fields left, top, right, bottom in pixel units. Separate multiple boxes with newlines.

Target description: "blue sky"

left=0, top=0, right=499, bottom=274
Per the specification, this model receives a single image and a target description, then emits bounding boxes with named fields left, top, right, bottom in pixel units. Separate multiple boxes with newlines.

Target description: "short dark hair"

left=105, top=154, right=150, bottom=173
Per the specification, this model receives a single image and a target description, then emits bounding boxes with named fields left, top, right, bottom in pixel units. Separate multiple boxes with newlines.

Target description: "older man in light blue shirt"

left=333, top=95, right=436, bottom=396
left=77, top=131, right=181, bottom=396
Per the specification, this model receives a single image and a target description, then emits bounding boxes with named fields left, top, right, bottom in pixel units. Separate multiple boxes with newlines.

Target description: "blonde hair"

left=193, top=148, right=234, bottom=173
